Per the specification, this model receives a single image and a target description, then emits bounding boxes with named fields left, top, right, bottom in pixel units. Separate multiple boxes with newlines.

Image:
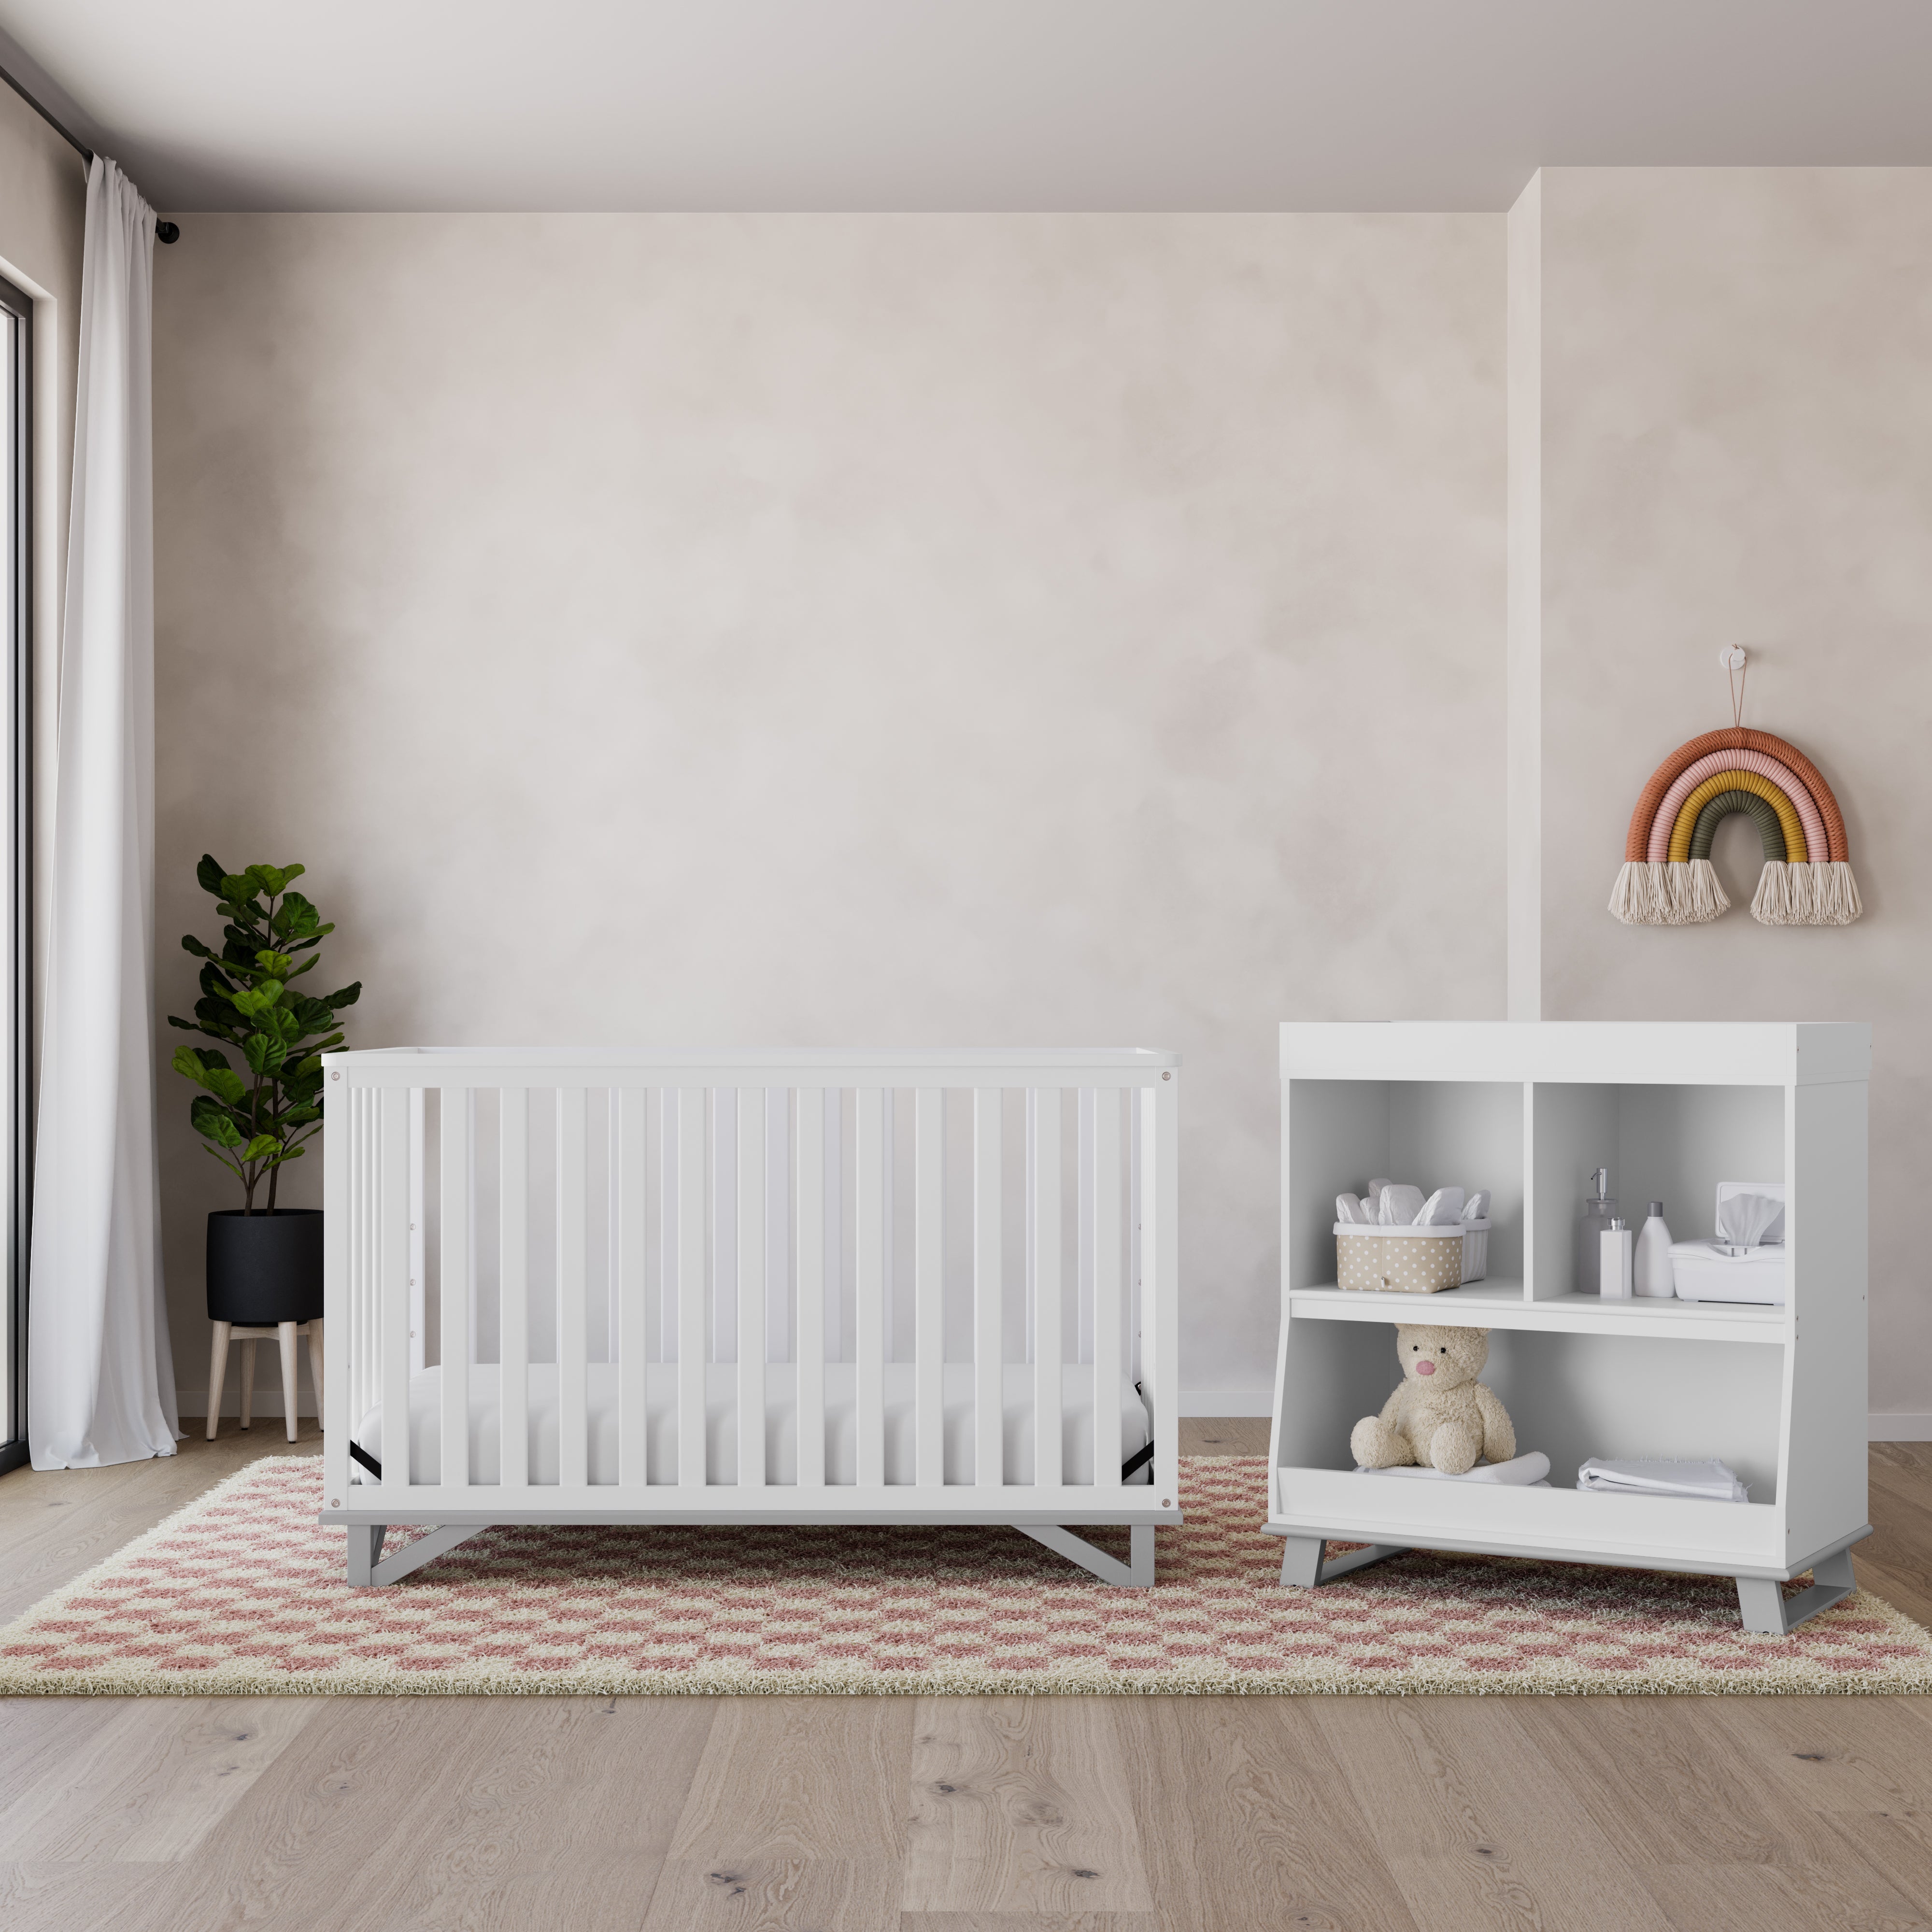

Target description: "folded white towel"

left=1462, top=1190, right=1491, bottom=1223
left=1365, top=1179, right=1392, bottom=1216
left=1378, top=1184, right=1426, bottom=1225
left=1358, top=1451, right=1552, bottom=1487
left=1335, top=1193, right=1373, bottom=1224
left=1416, top=1186, right=1466, bottom=1226
left=1576, top=1457, right=1748, bottom=1503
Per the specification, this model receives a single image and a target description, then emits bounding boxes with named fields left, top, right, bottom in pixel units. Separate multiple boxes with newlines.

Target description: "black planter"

left=206, top=1208, right=324, bottom=1325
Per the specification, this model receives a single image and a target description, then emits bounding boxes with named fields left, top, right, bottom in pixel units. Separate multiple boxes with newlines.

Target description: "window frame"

left=0, top=268, right=29, bottom=1475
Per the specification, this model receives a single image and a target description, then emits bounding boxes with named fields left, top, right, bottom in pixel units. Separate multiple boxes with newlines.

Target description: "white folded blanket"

left=1576, top=1457, right=1748, bottom=1503
left=1356, top=1451, right=1551, bottom=1487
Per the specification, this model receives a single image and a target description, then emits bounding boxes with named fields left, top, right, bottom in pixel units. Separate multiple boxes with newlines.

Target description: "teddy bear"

left=1350, top=1323, right=1516, bottom=1476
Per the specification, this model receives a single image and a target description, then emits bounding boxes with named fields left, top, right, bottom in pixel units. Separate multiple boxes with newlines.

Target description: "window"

left=0, top=270, right=28, bottom=1473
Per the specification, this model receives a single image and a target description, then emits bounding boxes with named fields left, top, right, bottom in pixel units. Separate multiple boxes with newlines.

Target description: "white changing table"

left=1265, top=1022, right=1871, bottom=1635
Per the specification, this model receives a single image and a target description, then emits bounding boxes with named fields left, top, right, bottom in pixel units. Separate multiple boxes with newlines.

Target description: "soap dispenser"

left=1577, top=1167, right=1619, bottom=1293
left=1634, top=1201, right=1676, bottom=1299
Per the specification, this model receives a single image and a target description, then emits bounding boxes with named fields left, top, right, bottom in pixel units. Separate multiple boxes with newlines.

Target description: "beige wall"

left=151, top=213, right=1509, bottom=1412
left=1527, top=169, right=1932, bottom=1420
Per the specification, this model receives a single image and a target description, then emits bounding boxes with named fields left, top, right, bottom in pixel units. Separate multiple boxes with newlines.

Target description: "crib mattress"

left=354, top=1362, right=1151, bottom=1489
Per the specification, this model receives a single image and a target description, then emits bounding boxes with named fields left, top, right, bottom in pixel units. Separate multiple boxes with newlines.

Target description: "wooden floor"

left=3, top=1419, right=1932, bottom=1931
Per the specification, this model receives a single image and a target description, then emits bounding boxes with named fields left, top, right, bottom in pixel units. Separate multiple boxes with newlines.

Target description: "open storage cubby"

left=1269, top=1022, right=1871, bottom=1634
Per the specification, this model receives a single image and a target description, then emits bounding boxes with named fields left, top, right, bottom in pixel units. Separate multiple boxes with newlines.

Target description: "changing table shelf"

left=1288, top=1280, right=1785, bottom=1343
left=1267, top=1021, right=1871, bottom=1634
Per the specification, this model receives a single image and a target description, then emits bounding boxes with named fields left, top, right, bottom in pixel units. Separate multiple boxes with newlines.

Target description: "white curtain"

left=27, top=157, right=177, bottom=1467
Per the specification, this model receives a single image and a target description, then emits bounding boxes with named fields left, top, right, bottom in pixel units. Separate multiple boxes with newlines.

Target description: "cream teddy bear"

left=1350, top=1323, right=1516, bottom=1476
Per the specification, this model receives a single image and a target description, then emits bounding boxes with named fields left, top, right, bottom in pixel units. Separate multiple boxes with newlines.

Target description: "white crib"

left=320, top=1048, right=1180, bottom=1587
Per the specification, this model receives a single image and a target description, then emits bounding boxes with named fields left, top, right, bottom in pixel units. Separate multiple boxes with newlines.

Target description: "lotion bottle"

left=1634, top=1200, right=1676, bottom=1299
left=1600, top=1219, right=1634, bottom=1299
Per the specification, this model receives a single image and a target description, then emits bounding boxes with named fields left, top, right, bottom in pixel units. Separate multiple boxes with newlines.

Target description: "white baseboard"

left=1871, top=1413, right=1932, bottom=1442
left=1180, top=1391, right=1273, bottom=1418
left=176, top=1388, right=317, bottom=1421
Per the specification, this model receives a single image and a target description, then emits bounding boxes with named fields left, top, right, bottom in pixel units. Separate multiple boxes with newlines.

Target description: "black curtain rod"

left=0, top=57, right=178, bottom=242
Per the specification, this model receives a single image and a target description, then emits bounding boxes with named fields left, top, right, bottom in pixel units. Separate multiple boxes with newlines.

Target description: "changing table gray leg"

left=1737, top=1548, right=1858, bottom=1635
left=1279, top=1535, right=1410, bottom=1588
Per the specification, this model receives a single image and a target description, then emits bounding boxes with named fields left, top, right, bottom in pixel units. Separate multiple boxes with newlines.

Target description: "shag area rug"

left=2, top=1456, right=1929, bottom=1696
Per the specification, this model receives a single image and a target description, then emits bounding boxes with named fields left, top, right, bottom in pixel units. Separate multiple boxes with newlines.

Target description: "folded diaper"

left=1365, top=1179, right=1392, bottom=1216
left=1462, top=1190, right=1490, bottom=1223
left=1576, top=1457, right=1748, bottom=1503
left=1377, top=1184, right=1426, bottom=1225
left=1335, top=1193, right=1373, bottom=1224
left=1416, top=1186, right=1465, bottom=1225
left=1358, top=1451, right=1552, bottom=1487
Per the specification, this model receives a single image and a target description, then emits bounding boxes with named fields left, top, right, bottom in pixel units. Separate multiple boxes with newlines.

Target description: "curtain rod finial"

left=156, top=220, right=179, bottom=245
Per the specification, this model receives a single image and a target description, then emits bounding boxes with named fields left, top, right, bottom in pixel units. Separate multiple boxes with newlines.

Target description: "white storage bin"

left=1335, top=1220, right=1491, bottom=1293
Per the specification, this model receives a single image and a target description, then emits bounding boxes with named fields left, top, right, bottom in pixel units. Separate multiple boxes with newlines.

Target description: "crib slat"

left=677, top=1088, right=707, bottom=1487
left=1092, top=1088, right=1123, bottom=1488
left=439, top=1090, right=472, bottom=1489
left=500, top=1088, right=530, bottom=1490
left=913, top=1087, right=943, bottom=1486
left=379, top=1087, right=412, bottom=1491
left=1031, top=1087, right=1063, bottom=1488
left=617, top=1088, right=648, bottom=1486
left=794, top=1091, right=826, bottom=1487
left=854, top=1086, right=885, bottom=1487
left=556, top=1087, right=589, bottom=1489
left=408, top=1090, right=427, bottom=1376
left=737, top=1088, right=767, bottom=1488
left=973, top=1088, right=1002, bottom=1489
left=1139, top=1077, right=1179, bottom=1505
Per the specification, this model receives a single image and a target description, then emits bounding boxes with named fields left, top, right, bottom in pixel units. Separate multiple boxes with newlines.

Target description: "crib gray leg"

left=346, top=1523, right=485, bottom=1588
left=347, top=1524, right=386, bottom=1587
left=1279, top=1535, right=1411, bottom=1588
left=1737, top=1548, right=1858, bottom=1635
left=1018, top=1523, right=1155, bottom=1588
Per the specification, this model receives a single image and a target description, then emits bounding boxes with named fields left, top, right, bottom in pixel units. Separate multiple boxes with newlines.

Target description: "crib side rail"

left=322, top=1050, right=1179, bottom=1516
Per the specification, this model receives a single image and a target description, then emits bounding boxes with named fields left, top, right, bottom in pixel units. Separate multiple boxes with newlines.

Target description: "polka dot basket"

left=1335, top=1220, right=1489, bottom=1293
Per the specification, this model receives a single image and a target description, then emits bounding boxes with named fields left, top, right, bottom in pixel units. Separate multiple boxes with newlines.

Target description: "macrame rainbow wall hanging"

left=1609, top=727, right=1862, bottom=928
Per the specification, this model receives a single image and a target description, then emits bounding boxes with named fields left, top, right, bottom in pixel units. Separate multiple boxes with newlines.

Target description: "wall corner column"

left=1506, top=170, right=1543, bottom=1021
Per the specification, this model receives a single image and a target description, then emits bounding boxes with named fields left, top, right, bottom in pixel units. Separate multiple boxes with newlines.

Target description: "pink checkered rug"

left=3, top=1456, right=1928, bottom=1695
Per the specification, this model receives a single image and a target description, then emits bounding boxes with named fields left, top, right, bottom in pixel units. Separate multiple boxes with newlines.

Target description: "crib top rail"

left=323, top=1046, right=1181, bottom=1085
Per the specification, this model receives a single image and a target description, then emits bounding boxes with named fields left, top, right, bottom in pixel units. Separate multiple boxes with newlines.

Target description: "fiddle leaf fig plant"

left=168, top=856, right=361, bottom=1213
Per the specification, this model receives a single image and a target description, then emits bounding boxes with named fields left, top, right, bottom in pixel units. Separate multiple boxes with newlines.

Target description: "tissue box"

left=1669, top=1180, right=1787, bottom=1306
left=1335, top=1221, right=1490, bottom=1293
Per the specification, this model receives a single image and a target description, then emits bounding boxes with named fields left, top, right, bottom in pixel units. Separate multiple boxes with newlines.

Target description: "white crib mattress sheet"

left=355, top=1362, right=1151, bottom=1488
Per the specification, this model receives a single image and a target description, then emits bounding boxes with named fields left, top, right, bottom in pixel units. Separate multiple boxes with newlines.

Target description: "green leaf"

left=283, top=1105, right=321, bottom=1124
left=205, top=1065, right=248, bottom=1106
left=254, top=950, right=294, bottom=979
left=202, top=1108, right=247, bottom=1150
left=198, top=854, right=229, bottom=896
left=240, top=1133, right=281, bottom=1163
left=198, top=961, right=236, bottom=999
left=181, top=934, right=218, bottom=960
left=193, top=995, right=242, bottom=1032
left=243, top=1034, right=289, bottom=1076
left=244, top=864, right=288, bottom=898
left=272, top=892, right=321, bottom=938
left=325, top=982, right=362, bottom=1010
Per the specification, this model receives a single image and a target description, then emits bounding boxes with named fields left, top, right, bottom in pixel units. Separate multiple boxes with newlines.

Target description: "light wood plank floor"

left=2, top=1418, right=1930, bottom=1932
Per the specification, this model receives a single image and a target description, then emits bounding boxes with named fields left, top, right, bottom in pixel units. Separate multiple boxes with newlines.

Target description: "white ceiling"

left=3, top=0, right=1932, bottom=215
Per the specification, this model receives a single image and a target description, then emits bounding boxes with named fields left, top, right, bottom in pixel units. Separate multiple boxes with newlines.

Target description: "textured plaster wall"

left=1533, top=169, right=1932, bottom=1418
left=151, top=213, right=1509, bottom=1412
